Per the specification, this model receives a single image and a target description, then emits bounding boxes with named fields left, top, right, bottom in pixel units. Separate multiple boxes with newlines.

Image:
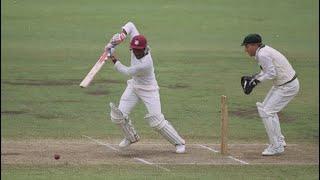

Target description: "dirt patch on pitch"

left=229, top=108, right=258, bottom=119
left=164, top=83, right=190, bottom=89
left=85, top=89, right=110, bottom=96
left=34, top=114, right=60, bottom=120
left=277, top=112, right=296, bottom=123
left=1, top=79, right=122, bottom=87
left=229, top=107, right=296, bottom=123
left=1, top=111, right=27, bottom=115
left=1, top=79, right=77, bottom=86
left=226, top=143, right=319, bottom=165
left=52, top=100, right=82, bottom=103
left=1, top=139, right=318, bottom=167
left=95, top=79, right=123, bottom=84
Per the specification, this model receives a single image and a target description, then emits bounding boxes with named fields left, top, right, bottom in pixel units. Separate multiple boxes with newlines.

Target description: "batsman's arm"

left=110, top=56, right=151, bottom=76
left=122, top=22, right=140, bottom=40
left=105, top=22, right=139, bottom=54
left=115, top=61, right=151, bottom=76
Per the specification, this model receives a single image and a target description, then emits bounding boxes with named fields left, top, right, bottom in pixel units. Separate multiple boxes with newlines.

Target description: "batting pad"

left=110, top=102, right=139, bottom=143
left=145, top=114, right=185, bottom=146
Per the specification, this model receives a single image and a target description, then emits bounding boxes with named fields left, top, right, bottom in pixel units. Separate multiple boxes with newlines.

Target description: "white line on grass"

left=82, top=135, right=171, bottom=172
left=197, top=144, right=219, bottom=153
left=81, top=143, right=298, bottom=147
left=157, top=162, right=237, bottom=165
left=82, top=136, right=249, bottom=166
left=227, top=156, right=249, bottom=165
left=198, top=144, right=249, bottom=165
left=134, top=158, right=171, bottom=172
left=82, top=135, right=119, bottom=152
left=133, top=157, right=154, bottom=165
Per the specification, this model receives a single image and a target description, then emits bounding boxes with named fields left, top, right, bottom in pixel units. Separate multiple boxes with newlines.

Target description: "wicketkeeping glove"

left=241, top=76, right=260, bottom=95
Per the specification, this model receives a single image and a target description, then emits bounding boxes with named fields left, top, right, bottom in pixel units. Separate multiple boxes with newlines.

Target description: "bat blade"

left=80, top=52, right=108, bottom=88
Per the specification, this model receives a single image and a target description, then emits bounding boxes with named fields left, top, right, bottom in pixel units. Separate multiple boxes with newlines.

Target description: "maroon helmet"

left=130, top=35, right=147, bottom=49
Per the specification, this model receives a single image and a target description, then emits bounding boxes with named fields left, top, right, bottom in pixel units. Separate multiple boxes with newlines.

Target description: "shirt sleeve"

left=256, top=55, right=277, bottom=82
left=114, top=60, right=151, bottom=76
left=122, top=22, right=140, bottom=40
left=253, top=70, right=264, bottom=79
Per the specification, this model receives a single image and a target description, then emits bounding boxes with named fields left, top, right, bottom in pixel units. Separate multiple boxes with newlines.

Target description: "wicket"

left=220, top=95, right=228, bottom=155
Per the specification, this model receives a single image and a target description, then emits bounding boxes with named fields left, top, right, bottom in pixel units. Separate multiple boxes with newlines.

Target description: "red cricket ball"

left=54, top=154, right=60, bottom=160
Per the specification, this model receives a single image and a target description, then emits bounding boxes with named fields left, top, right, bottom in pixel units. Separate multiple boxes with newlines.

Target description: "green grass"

left=1, top=0, right=319, bottom=179
left=2, top=165, right=319, bottom=180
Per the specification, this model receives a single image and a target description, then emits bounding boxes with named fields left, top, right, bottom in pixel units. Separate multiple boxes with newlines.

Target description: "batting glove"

left=110, top=32, right=127, bottom=46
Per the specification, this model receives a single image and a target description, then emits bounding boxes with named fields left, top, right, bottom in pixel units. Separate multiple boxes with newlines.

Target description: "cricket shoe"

left=262, top=144, right=284, bottom=156
left=175, top=144, right=186, bottom=154
left=278, top=136, right=287, bottom=147
left=118, top=138, right=138, bottom=148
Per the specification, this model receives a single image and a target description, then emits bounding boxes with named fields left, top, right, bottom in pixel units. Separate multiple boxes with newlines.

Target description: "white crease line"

left=77, top=142, right=298, bottom=146
left=88, top=143, right=300, bottom=146
left=134, top=157, right=153, bottom=165
left=134, top=157, right=171, bottom=172
left=227, top=156, right=249, bottom=165
left=82, top=135, right=170, bottom=172
left=198, top=144, right=249, bottom=165
left=157, top=162, right=234, bottom=165
left=82, top=135, right=119, bottom=152
left=83, top=137, right=250, bottom=166
left=198, top=144, right=219, bottom=153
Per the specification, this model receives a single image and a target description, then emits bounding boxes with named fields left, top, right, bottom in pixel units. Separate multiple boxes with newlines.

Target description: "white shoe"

left=119, top=138, right=137, bottom=148
left=278, top=136, right=287, bottom=147
left=262, top=144, right=272, bottom=153
left=262, top=144, right=284, bottom=156
left=175, top=144, right=185, bottom=154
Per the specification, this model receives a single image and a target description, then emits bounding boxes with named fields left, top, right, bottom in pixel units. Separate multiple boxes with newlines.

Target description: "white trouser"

left=118, top=84, right=161, bottom=116
left=257, top=79, right=299, bottom=146
left=117, top=82, right=185, bottom=146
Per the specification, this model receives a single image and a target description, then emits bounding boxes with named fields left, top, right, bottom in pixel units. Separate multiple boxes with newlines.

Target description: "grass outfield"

left=1, top=0, right=319, bottom=179
left=2, top=165, right=319, bottom=180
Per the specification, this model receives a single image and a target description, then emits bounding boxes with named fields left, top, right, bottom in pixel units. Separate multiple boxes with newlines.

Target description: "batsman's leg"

left=137, top=88, right=185, bottom=153
left=110, top=103, right=139, bottom=148
left=109, top=85, right=140, bottom=148
left=145, top=113, right=185, bottom=153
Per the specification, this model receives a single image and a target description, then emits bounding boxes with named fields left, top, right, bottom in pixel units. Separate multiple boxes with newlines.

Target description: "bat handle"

left=106, top=48, right=115, bottom=58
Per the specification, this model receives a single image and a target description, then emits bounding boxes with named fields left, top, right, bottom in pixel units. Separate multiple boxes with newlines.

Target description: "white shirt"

left=114, top=22, right=159, bottom=90
left=254, top=45, right=296, bottom=86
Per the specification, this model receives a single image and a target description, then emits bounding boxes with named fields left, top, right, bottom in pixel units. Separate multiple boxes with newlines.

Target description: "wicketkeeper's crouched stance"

left=241, top=34, right=299, bottom=156
left=105, top=22, right=185, bottom=153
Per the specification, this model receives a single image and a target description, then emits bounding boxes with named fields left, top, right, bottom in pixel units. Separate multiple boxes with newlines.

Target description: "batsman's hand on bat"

left=107, top=52, right=119, bottom=64
left=109, top=32, right=127, bottom=46
left=104, top=46, right=115, bottom=58
left=104, top=30, right=127, bottom=56
left=241, top=75, right=260, bottom=95
left=111, top=32, right=127, bottom=45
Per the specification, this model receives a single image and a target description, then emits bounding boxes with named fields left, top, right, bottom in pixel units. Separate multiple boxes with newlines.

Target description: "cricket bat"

left=79, top=51, right=108, bottom=88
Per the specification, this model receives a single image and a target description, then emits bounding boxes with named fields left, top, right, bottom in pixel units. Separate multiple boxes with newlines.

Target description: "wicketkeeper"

left=104, top=22, right=185, bottom=153
left=241, top=34, right=299, bottom=156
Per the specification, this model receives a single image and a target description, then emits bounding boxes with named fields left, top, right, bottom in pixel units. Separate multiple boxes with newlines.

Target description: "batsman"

left=241, top=34, right=299, bottom=156
left=104, top=22, right=185, bottom=153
